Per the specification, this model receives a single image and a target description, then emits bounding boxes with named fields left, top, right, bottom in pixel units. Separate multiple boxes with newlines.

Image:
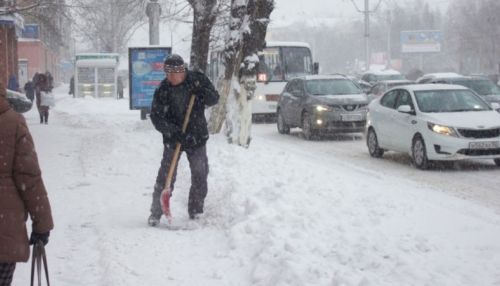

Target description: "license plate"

left=469, top=141, right=500, bottom=149
left=341, top=114, right=362, bottom=122
left=268, top=104, right=277, bottom=110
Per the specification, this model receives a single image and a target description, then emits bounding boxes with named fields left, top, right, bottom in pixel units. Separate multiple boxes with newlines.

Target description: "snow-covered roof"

left=380, top=80, right=415, bottom=84
left=302, top=74, right=349, bottom=80
left=423, top=72, right=462, bottom=78
left=265, top=41, right=311, bottom=49
left=18, top=38, right=41, bottom=42
left=364, top=69, right=401, bottom=76
left=76, top=59, right=119, bottom=68
left=406, top=84, right=469, bottom=92
left=418, top=72, right=463, bottom=81
left=76, top=53, right=120, bottom=57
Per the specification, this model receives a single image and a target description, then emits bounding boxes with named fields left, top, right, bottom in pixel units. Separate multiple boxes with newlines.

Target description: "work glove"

left=178, top=133, right=197, bottom=146
left=29, top=231, right=50, bottom=246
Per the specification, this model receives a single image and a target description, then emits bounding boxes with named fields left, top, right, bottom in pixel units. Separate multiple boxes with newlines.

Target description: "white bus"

left=209, top=41, right=318, bottom=117
left=75, top=53, right=120, bottom=98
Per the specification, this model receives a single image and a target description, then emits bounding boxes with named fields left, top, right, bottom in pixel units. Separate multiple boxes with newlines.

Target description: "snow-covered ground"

left=12, top=86, right=500, bottom=286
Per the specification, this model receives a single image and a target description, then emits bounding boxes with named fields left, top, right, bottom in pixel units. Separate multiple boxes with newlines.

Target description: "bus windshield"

left=258, top=46, right=313, bottom=82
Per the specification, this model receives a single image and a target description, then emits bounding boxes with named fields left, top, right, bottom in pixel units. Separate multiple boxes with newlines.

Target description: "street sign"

left=401, top=30, right=442, bottom=53
left=128, top=46, right=171, bottom=110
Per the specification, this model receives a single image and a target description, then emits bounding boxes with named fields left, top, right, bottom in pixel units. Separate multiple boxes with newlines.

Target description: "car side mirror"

left=397, top=105, right=415, bottom=114
left=313, top=62, right=319, bottom=75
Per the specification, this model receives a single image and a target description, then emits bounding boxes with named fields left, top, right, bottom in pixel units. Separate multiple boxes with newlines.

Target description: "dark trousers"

left=39, top=108, right=49, bottom=124
left=150, top=144, right=209, bottom=218
left=0, top=263, right=15, bottom=286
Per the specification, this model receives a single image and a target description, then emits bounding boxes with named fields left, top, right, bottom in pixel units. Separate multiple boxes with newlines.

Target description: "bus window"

left=258, top=48, right=283, bottom=82
left=282, top=47, right=313, bottom=80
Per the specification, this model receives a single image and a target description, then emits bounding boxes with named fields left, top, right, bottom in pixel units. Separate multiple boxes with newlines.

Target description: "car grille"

left=327, top=104, right=366, bottom=111
left=457, top=148, right=500, bottom=156
left=266, top=94, right=280, bottom=102
left=458, top=128, right=500, bottom=139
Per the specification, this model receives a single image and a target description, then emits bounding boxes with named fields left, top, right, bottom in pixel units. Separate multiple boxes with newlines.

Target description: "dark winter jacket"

left=24, top=81, right=35, bottom=101
left=0, top=93, right=54, bottom=263
left=150, top=70, right=219, bottom=149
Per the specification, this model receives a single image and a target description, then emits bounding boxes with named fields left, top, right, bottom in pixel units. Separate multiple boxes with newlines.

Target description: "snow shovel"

left=160, top=94, right=197, bottom=220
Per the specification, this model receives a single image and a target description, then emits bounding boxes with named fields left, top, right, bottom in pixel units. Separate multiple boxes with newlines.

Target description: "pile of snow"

left=12, top=85, right=500, bottom=285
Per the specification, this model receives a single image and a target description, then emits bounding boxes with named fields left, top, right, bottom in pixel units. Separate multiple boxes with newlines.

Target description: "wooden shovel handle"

left=165, top=95, right=196, bottom=189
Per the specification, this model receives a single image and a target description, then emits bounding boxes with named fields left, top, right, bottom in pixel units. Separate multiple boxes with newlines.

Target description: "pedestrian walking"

left=0, top=82, right=54, bottom=286
left=148, top=54, right=219, bottom=226
left=35, top=74, right=53, bottom=124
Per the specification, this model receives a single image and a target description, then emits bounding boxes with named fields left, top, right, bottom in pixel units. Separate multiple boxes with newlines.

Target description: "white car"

left=366, top=84, right=500, bottom=169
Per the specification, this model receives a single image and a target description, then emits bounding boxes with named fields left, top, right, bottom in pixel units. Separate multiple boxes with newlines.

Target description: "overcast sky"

left=125, top=0, right=451, bottom=65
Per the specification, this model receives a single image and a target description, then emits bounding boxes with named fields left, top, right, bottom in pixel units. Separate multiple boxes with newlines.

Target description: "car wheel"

left=277, top=109, right=290, bottom=134
left=367, top=128, right=384, bottom=158
left=494, top=158, right=500, bottom=167
left=412, top=135, right=429, bottom=170
left=302, top=112, right=315, bottom=140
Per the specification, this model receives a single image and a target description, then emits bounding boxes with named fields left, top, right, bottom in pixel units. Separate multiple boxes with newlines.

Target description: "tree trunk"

left=208, top=0, right=274, bottom=148
left=188, top=0, right=218, bottom=72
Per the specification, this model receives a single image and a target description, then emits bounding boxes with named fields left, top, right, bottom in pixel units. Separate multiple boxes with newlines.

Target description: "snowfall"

left=11, top=85, right=500, bottom=286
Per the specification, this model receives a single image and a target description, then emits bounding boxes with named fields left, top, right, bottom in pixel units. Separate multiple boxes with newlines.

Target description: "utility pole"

left=350, top=0, right=382, bottom=71
left=386, top=9, right=391, bottom=68
left=146, top=0, right=161, bottom=45
left=140, top=0, right=161, bottom=120
left=364, top=0, right=370, bottom=70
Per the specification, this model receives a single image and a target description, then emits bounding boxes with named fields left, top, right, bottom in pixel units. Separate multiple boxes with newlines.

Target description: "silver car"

left=277, top=75, right=369, bottom=139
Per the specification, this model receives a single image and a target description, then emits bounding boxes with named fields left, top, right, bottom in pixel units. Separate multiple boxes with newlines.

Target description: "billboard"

left=128, top=47, right=171, bottom=110
left=401, top=30, right=442, bottom=53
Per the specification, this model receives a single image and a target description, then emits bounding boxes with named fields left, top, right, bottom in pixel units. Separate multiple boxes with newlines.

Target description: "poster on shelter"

left=129, top=47, right=171, bottom=110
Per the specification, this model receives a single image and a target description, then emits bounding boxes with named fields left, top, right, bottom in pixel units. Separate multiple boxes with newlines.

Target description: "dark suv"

left=277, top=75, right=369, bottom=139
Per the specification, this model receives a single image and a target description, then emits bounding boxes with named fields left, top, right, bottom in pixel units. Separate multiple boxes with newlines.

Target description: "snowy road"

left=12, top=88, right=500, bottom=286
left=253, top=124, right=500, bottom=213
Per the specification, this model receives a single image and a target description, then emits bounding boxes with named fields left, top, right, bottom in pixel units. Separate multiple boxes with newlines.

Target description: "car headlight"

left=256, top=94, right=265, bottom=101
left=315, top=105, right=331, bottom=112
left=427, top=122, right=458, bottom=137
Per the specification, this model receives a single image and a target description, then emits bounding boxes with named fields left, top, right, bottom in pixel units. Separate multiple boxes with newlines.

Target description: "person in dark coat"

left=7, top=74, right=19, bottom=92
left=0, top=82, right=54, bottom=286
left=69, top=76, right=75, bottom=98
left=24, top=80, right=35, bottom=102
left=148, top=54, right=219, bottom=226
left=45, top=71, right=54, bottom=91
left=117, top=76, right=124, bottom=99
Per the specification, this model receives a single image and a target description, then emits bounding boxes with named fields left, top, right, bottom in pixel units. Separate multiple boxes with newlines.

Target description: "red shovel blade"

left=160, top=188, right=172, bottom=219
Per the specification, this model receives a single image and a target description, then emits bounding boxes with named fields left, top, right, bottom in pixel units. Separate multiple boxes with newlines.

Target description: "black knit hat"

left=164, top=54, right=185, bottom=73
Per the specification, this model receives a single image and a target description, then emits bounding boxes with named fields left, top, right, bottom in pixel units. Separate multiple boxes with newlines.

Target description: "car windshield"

left=305, top=79, right=363, bottom=96
left=453, top=79, right=500, bottom=96
left=414, top=89, right=491, bottom=113
left=376, top=74, right=405, bottom=81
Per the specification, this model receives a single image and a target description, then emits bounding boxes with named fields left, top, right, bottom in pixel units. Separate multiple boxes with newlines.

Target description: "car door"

left=279, top=81, right=295, bottom=124
left=287, top=79, right=306, bottom=126
left=372, top=90, right=398, bottom=148
left=389, top=89, right=418, bottom=152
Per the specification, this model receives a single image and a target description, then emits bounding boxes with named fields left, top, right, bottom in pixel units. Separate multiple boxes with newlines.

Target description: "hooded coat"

left=0, top=90, right=54, bottom=262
